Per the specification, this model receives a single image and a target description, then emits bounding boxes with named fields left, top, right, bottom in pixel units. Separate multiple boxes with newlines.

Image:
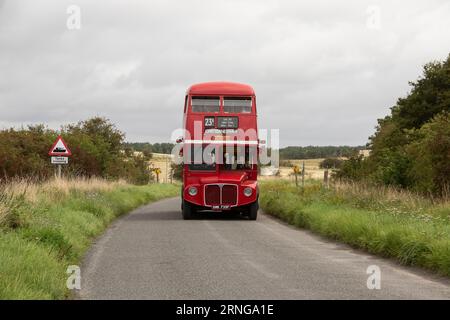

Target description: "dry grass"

left=39, top=177, right=127, bottom=196
left=0, top=203, right=9, bottom=225
left=332, top=181, right=450, bottom=217
left=0, top=182, right=27, bottom=226
left=0, top=177, right=127, bottom=203
left=0, top=177, right=128, bottom=227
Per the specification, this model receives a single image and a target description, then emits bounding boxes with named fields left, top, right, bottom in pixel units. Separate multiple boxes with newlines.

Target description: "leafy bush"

left=319, top=158, right=343, bottom=169
left=0, top=117, right=152, bottom=184
left=171, top=163, right=183, bottom=180
left=334, top=155, right=368, bottom=181
left=406, top=112, right=450, bottom=195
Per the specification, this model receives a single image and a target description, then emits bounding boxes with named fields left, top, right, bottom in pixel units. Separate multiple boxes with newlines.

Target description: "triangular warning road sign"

left=49, top=135, right=72, bottom=156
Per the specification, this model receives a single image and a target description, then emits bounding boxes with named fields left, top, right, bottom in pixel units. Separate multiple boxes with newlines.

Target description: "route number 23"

left=204, top=117, right=215, bottom=128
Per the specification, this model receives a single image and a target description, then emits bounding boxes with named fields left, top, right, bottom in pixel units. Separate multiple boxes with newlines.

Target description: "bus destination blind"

left=217, top=117, right=238, bottom=129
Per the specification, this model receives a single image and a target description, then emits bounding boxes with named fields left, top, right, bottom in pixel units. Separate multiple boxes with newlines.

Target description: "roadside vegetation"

left=260, top=180, right=450, bottom=277
left=0, top=117, right=152, bottom=184
left=266, top=55, right=450, bottom=276
left=336, top=54, right=450, bottom=196
left=319, top=158, right=344, bottom=169
left=0, top=178, right=178, bottom=299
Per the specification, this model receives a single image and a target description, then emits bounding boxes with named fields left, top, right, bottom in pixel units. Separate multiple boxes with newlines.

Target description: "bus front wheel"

left=247, top=201, right=258, bottom=220
left=182, top=200, right=195, bottom=220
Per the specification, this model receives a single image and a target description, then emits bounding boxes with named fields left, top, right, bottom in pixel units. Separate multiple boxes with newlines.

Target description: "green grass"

left=260, top=180, right=450, bottom=277
left=0, top=179, right=178, bottom=299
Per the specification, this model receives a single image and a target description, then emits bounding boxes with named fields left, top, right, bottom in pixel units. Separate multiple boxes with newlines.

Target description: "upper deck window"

left=191, top=96, right=220, bottom=113
left=223, top=97, right=252, bottom=113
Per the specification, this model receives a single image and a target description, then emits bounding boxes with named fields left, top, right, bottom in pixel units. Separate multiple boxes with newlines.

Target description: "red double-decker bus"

left=179, top=81, right=259, bottom=220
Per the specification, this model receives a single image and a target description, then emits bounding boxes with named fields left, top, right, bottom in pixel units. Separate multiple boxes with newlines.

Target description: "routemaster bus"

left=179, top=81, right=259, bottom=220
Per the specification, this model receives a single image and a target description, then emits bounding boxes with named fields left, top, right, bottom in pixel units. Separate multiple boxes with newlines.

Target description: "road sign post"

left=152, top=168, right=161, bottom=183
left=48, top=136, right=71, bottom=179
left=51, top=156, right=69, bottom=164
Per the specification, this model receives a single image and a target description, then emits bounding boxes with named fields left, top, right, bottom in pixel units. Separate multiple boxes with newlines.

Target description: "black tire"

left=182, top=200, right=195, bottom=220
left=181, top=185, right=184, bottom=210
left=248, top=200, right=258, bottom=220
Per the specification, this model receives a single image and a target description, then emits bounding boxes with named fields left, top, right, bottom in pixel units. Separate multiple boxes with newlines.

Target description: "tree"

left=393, top=58, right=450, bottom=130
left=406, top=112, right=450, bottom=195
left=337, top=54, right=450, bottom=195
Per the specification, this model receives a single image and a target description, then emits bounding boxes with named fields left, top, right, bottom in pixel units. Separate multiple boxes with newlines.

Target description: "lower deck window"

left=187, top=145, right=216, bottom=171
left=222, top=146, right=256, bottom=170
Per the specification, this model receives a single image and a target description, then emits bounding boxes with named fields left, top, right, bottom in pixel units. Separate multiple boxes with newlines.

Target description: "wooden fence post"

left=324, top=169, right=329, bottom=188
left=293, top=165, right=300, bottom=187
left=301, top=161, right=305, bottom=188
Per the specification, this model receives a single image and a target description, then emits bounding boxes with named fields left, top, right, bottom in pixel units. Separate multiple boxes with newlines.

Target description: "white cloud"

left=0, top=0, right=449, bottom=146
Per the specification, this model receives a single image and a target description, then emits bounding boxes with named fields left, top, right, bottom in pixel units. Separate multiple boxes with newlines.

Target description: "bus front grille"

left=204, top=184, right=237, bottom=207
left=205, top=185, right=221, bottom=206
left=222, top=185, right=237, bottom=205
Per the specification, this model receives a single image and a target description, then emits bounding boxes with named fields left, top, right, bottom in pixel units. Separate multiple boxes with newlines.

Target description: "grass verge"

left=259, top=180, right=450, bottom=277
left=0, top=178, right=178, bottom=299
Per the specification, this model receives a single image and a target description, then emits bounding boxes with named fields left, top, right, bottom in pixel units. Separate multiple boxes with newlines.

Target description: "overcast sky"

left=0, top=0, right=449, bottom=147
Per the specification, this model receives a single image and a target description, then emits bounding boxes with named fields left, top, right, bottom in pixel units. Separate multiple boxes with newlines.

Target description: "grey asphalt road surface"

left=79, top=197, right=450, bottom=299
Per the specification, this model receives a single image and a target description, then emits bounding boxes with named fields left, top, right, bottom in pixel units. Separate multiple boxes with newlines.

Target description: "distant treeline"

left=280, top=146, right=364, bottom=160
left=124, top=143, right=364, bottom=159
left=0, top=117, right=151, bottom=184
left=336, top=54, right=450, bottom=196
left=124, top=142, right=175, bottom=155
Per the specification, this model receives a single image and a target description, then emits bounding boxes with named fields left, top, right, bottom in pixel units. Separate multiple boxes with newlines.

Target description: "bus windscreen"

left=223, top=97, right=252, bottom=113
left=187, top=145, right=216, bottom=171
left=191, top=96, right=220, bottom=113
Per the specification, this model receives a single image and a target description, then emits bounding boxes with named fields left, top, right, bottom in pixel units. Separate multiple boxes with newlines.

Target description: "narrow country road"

left=79, top=198, right=450, bottom=299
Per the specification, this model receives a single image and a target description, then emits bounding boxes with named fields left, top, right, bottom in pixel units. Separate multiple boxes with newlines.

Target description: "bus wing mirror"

left=176, top=137, right=184, bottom=143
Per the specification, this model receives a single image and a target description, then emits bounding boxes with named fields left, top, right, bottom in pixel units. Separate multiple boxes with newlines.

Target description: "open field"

left=131, top=152, right=174, bottom=183
left=280, top=159, right=326, bottom=180
left=259, top=180, right=450, bottom=277
left=0, top=178, right=178, bottom=299
left=260, top=158, right=336, bottom=181
left=130, top=151, right=173, bottom=183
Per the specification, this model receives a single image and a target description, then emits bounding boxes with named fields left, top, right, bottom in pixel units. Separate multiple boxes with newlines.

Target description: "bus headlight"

left=243, top=187, right=253, bottom=197
left=188, top=186, right=198, bottom=196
